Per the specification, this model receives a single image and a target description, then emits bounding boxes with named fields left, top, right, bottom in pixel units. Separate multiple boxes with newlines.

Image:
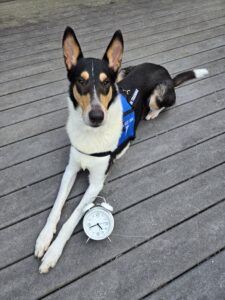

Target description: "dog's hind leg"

left=145, top=82, right=175, bottom=120
left=35, top=147, right=80, bottom=259
left=39, top=158, right=108, bottom=273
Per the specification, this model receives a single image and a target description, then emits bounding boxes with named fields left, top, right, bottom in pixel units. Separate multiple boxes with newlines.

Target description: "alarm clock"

left=83, top=199, right=114, bottom=241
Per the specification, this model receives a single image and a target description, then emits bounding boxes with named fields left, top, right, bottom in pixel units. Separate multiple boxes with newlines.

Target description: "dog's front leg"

left=35, top=147, right=80, bottom=258
left=39, top=159, right=108, bottom=273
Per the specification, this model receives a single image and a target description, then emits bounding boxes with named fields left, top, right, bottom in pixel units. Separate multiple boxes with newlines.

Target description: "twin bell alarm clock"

left=82, top=197, right=114, bottom=241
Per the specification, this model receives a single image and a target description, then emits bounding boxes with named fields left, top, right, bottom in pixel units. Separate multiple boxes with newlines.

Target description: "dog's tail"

left=172, top=69, right=208, bottom=87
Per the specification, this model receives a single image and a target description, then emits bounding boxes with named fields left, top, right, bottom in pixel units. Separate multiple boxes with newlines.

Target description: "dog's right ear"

left=62, top=27, right=83, bottom=71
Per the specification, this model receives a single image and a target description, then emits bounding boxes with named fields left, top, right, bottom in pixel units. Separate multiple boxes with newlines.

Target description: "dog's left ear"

left=103, top=30, right=124, bottom=73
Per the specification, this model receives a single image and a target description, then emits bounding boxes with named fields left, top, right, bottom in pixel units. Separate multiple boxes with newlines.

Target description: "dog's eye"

left=77, top=77, right=87, bottom=85
left=102, top=79, right=110, bottom=87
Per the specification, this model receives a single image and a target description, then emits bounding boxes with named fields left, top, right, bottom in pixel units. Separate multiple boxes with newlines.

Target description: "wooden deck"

left=1, top=0, right=225, bottom=298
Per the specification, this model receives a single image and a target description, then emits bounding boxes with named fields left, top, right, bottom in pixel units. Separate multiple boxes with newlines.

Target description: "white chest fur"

left=66, top=95, right=123, bottom=154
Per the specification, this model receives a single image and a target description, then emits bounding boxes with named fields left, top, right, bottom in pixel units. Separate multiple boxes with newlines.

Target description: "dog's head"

left=62, top=27, right=124, bottom=127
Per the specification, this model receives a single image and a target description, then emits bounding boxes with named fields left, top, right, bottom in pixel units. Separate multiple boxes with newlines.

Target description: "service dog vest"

left=118, top=93, right=135, bottom=146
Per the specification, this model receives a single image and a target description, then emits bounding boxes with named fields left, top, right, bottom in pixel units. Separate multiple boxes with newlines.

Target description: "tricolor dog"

left=35, top=27, right=208, bottom=273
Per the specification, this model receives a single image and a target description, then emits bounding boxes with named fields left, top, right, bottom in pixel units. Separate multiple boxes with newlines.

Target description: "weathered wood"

left=0, top=0, right=179, bottom=42
left=0, top=108, right=67, bottom=147
left=0, top=94, right=66, bottom=128
left=0, top=80, right=67, bottom=112
left=146, top=250, right=225, bottom=300
left=1, top=5, right=225, bottom=72
left=124, top=33, right=225, bottom=65
left=0, top=0, right=219, bottom=46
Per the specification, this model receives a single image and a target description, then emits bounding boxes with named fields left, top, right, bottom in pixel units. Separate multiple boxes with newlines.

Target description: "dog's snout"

left=89, top=109, right=104, bottom=125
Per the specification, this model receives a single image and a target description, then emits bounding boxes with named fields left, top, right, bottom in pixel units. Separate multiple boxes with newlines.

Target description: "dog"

left=35, top=27, right=208, bottom=273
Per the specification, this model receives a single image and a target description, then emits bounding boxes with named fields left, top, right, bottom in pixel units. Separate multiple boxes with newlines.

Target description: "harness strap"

left=72, top=145, right=112, bottom=157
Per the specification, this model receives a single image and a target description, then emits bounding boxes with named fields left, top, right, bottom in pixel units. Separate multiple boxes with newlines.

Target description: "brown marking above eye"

left=99, top=72, right=108, bottom=82
left=80, top=71, right=90, bottom=81
left=73, top=86, right=91, bottom=112
left=100, top=86, right=112, bottom=109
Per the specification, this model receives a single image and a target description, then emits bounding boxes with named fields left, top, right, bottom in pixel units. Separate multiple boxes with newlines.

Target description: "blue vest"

left=118, top=93, right=135, bottom=146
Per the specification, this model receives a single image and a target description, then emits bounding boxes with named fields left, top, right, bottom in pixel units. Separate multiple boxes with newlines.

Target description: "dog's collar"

left=72, top=145, right=112, bottom=157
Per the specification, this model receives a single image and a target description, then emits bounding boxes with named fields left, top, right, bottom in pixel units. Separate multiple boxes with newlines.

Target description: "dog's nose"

left=89, top=109, right=104, bottom=125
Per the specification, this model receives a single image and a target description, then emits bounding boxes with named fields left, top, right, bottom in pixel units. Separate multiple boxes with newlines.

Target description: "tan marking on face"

left=99, top=72, right=108, bottom=82
left=100, top=86, right=113, bottom=109
left=81, top=71, right=89, bottom=81
left=73, top=86, right=91, bottom=112
left=149, top=93, right=160, bottom=110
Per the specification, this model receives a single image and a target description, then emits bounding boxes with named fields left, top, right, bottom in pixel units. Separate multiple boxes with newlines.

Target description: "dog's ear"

left=62, top=27, right=83, bottom=70
left=103, top=30, right=124, bottom=73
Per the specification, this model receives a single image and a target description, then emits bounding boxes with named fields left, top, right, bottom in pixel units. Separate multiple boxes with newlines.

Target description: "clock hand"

left=90, top=224, right=98, bottom=228
left=97, top=223, right=103, bottom=230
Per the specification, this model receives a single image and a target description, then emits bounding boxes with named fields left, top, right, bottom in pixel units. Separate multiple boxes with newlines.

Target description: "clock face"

left=83, top=207, right=114, bottom=240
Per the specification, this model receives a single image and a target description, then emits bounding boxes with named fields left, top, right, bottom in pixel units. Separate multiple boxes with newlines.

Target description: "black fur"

left=118, top=63, right=173, bottom=125
left=173, top=70, right=196, bottom=87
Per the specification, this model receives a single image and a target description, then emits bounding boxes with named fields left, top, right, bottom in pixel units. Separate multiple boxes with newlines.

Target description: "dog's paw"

left=35, top=225, right=55, bottom=258
left=145, top=110, right=160, bottom=120
left=39, top=242, right=62, bottom=273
